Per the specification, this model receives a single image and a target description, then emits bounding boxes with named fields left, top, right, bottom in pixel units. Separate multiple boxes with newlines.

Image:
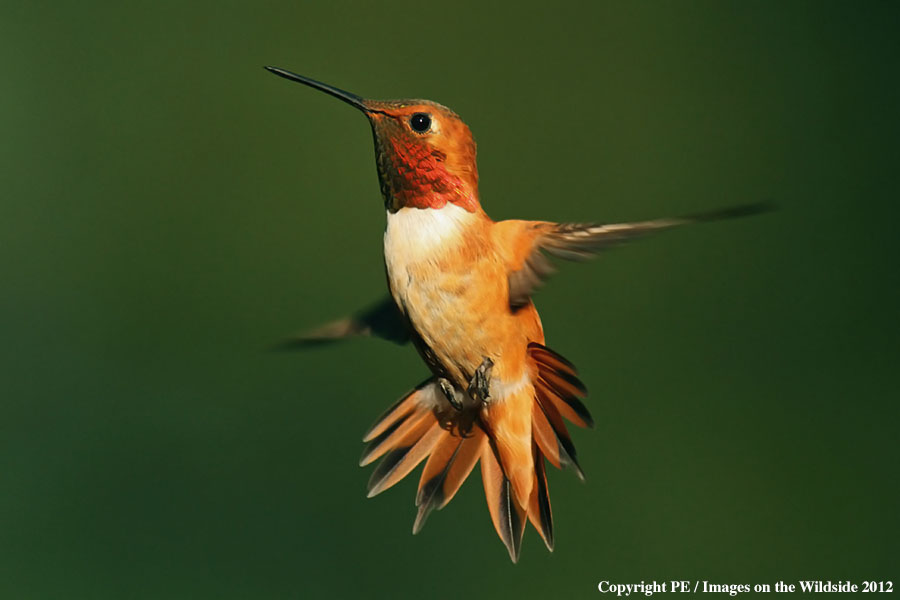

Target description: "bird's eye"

left=409, top=113, right=432, bottom=133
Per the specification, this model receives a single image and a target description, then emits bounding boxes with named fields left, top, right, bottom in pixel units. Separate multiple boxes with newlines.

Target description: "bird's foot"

left=467, top=356, right=494, bottom=406
left=438, top=377, right=464, bottom=411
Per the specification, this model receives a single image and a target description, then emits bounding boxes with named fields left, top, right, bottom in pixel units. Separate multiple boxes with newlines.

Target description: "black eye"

left=409, top=113, right=431, bottom=133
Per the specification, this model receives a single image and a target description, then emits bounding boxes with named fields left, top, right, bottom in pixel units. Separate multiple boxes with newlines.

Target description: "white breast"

left=384, top=204, right=473, bottom=258
left=383, top=204, right=475, bottom=308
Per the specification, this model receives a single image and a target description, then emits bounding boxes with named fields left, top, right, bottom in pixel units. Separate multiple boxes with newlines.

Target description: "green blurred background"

left=2, top=1, right=897, bottom=597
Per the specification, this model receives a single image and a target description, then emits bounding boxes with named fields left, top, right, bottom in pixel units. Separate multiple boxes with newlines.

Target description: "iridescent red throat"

left=378, top=138, right=478, bottom=213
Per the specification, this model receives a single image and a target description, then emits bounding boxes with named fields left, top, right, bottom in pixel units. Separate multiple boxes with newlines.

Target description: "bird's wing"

left=505, top=203, right=772, bottom=309
left=274, top=295, right=410, bottom=349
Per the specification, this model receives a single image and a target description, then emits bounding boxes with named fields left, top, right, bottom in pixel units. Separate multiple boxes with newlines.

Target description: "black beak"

left=264, top=66, right=374, bottom=114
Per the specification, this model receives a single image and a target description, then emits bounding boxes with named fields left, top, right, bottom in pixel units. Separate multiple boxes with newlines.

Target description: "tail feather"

left=536, top=372, right=592, bottom=429
left=483, top=389, right=535, bottom=507
left=359, top=409, right=431, bottom=467
left=413, top=429, right=485, bottom=534
left=531, top=404, right=564, bottom=470
left=527, top=443, right=554, bottom=551
left=360, top=343, right=588, bottom=561
left=362, top=380, right=431, bottom=443
left=481, top=440, right=527, bottom=563
left=542, top=383, right=593, bottom=429
left=530, top=342, right=593, bottom=429
left=528, top=343, right=577, bottom=376
left=534, top=388, right=585, bottom=480
left=366, top=422, right=443, bottom=497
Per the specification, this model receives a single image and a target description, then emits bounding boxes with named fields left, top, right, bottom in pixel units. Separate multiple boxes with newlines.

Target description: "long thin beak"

left=264, top=66, right=375, bottom=114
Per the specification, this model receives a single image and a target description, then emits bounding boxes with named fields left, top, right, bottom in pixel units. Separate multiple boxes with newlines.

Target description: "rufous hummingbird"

left=265, top=66, right=769, bottom=562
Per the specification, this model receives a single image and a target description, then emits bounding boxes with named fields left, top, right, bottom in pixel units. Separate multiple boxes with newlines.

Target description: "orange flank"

left=265, top=66, right=770, bottom=561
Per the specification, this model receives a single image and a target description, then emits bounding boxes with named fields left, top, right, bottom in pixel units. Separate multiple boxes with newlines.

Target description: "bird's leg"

left=438, top=357, right=494, bottom=410
left=438, top=377, right=464, bottom=411
left=467, top=356, right=494, bottom=406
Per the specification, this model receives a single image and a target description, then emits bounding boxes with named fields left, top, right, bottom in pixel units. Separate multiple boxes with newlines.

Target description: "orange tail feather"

left=360, top=345, right=591, bottom=560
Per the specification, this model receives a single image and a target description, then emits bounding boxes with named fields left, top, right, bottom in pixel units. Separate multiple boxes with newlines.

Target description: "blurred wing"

left=275, top=295, right=410, bottom=349
left=507, top=202, right=772, bottom=308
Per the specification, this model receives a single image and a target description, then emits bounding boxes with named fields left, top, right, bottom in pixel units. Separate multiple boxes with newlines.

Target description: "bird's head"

left=266, top=67, right=479, bottom=213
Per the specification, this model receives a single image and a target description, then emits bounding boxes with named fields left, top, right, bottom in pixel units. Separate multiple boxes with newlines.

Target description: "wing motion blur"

left=275, top=295, right=410, bottom=349
left=507, top=202, right=773, bottom=308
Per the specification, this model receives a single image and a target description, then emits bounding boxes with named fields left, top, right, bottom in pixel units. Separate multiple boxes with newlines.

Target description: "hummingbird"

left=264, top=66, right=769, bottom=562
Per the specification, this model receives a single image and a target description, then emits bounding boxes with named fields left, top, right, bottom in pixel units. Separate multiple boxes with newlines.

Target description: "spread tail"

left=359, top=342, right=591, bottom=561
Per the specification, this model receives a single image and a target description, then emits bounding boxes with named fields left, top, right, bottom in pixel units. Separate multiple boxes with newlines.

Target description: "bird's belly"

left=383, top=205, right=539, bottom=386
left=384, top=214, right=492, bottom=380
left=391, top=258, right=499, bottom=376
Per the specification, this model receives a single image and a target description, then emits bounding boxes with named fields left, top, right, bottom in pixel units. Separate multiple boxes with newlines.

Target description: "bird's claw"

left=437, top=357, right=494, bottom=410
left=438, top=377, right=464, bottom=411
left=468, top=356, right=494, bottom=406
